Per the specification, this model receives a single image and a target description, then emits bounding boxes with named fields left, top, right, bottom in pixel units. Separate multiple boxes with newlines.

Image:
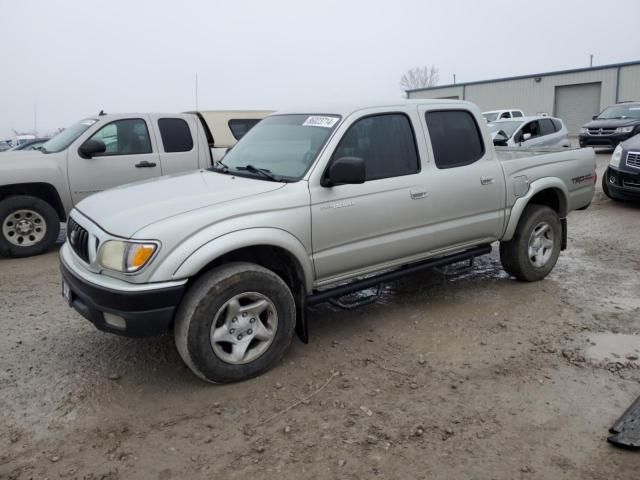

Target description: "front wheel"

left=174, top=262, right=296, bottom=383
left=499, top=204, right=562, bottom=282
left=0, top=195, right=60, bottom=258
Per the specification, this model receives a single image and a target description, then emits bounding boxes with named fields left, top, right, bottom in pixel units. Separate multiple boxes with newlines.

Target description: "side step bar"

left=306, top=244, right=492, bottom=306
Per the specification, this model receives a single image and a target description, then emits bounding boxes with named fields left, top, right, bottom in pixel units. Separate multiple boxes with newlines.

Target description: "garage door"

left=553, top=83, right=601, bottom=135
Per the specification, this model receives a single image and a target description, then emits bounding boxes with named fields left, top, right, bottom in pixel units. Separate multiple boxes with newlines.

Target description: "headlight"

left=98, top=240, right=158, bottom=273
left=610, top=145, right=623, bottom=168
left=615, top=126, right=634, bottom=134
left=579, top=127, right=589, bottom=135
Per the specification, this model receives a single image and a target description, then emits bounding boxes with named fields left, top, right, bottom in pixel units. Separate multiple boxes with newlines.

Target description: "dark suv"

left=602, top=133, right=640, bottom=202
left=579, top=102, right=640, bottom=149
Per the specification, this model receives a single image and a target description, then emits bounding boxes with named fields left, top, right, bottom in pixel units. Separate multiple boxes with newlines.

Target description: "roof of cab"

left=272, top=99, right=471, bottom=117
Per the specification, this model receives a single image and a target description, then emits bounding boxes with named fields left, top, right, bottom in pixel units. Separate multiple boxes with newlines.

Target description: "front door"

left=309, top=111, right=431, bottom=283
left=67, top=117, right=161, bottom=204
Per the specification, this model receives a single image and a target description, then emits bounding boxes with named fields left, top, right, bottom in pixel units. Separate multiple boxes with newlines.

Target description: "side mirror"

left=322, top=156, right=365, bottom=187
left=492, top=132, right=509, bottom=146
left=521, top=133, right=532, bottom=142
left=79, top=139, right=106, bottom=159
left=592, top=115, right=598, bottom=120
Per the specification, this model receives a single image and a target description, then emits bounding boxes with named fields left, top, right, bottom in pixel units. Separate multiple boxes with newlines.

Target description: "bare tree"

left=400, top=66, right=439, bottom=95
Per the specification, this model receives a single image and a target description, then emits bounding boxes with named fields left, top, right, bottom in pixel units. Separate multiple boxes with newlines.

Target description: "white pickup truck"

left=0, top=110, right=270, bottom=258
left=59, top=100, right=597, bottom=383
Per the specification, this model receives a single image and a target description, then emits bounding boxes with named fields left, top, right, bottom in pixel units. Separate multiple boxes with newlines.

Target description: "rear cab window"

left=425, top=110, right=484, bottom=169
left=158, top=118, right=194, bottom=153
left=512, top=111, right=523, bottom=118
left=228, top=119, right=262, bottom=140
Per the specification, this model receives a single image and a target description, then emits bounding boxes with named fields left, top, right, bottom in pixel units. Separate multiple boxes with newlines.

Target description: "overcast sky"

left=1, top=0, right=639, bottom=138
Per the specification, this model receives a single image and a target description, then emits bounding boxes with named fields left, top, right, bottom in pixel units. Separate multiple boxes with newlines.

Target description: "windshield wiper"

left=235, top=164, right=282, bottom=182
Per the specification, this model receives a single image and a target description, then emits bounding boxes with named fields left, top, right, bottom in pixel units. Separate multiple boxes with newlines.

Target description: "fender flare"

left=171, top=227, right=315, bottom=292
left=503, top=177, right=569, bottom=241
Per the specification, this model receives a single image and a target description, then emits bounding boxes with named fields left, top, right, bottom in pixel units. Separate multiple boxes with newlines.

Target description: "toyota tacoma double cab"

left=59, top=100, right=596, bottom=383
left=0, top=110, right=270, bottom=258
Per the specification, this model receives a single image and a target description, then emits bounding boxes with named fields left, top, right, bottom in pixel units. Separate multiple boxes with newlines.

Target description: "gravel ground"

left=2, top=153, right=640, bottom=480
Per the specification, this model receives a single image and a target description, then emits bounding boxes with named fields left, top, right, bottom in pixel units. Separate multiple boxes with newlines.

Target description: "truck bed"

left=495, top=146, right=583, bottom=161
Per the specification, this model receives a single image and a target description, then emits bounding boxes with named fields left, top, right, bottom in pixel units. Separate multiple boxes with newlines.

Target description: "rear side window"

left=551, top=119, right=563, bottom=131
left=229, top=119, right=262, bottom=140
left=158, top=118, right=193, bottom=153
left=512, top=111, right=523, bottom=118
left=332, top=113, right=419, bottom=181
left=539, top=118, right=555, bottom=136
left=425, top=110, right=484, bottom=169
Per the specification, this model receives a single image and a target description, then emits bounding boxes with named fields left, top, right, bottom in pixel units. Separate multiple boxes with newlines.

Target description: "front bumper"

left=604, top=166, right=640, bottom=202
left=579, top=132, right=634, bottom=148
left=60, top=255, right=187, bottom=338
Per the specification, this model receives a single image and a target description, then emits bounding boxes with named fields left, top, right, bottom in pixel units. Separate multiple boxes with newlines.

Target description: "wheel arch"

left=503, top=178, right=568, bottom=241
left=0, top=183, right=66, bottom=221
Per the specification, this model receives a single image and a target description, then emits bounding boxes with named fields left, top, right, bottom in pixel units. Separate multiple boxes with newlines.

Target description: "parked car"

left=0, top=141, right=11, bottom=152
left=59, top=99, right=596, bottom=383
left=7, top=137, right=50, bottom=152
left=482, top=109, right=524, bottom=122
left=602, top=133, right=640, bottom=202
left=579, top=101, right=640, bottom=149
left=0, top=110, right=270, bottom=258
left=488, top=116, right=571, bottom=148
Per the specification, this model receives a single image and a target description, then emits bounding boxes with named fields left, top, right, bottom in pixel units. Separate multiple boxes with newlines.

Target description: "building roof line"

left=405, top=60, right=640, bottom=93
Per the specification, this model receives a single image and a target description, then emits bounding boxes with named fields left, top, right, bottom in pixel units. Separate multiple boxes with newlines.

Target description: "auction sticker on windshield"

left=303, top=116, right=339, bottom=128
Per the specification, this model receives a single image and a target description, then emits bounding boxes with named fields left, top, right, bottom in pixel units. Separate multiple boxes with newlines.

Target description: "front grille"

left=626, top=151, right=640, bottom=169
left=588, top=127, right=616, bottom=135
left=67, top=217, right=90, bottom=263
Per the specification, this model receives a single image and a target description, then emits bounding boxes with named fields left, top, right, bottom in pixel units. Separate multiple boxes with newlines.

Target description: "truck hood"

left=75, top=170, right=286, bottom=237
left=583, top=118, right=640, bottom=128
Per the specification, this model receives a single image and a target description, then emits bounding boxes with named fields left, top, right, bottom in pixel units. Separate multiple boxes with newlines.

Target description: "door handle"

left=135, top=161, right=157, bottom=168
left=410, top=189, right=428, bottom=200
left=480, top=176, right=495, bottom=185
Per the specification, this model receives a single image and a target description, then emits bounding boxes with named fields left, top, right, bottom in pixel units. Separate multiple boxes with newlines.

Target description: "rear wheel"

left=0, top=195, right=60, bottom=258
left=174, top=262, right=295, bottom=383
left=499, top=204, right=562, bottom=282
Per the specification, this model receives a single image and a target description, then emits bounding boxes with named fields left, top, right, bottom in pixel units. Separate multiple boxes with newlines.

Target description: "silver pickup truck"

left=0, top=110, right=269, bottom=258
left=59, top=100, right=596, bottom=383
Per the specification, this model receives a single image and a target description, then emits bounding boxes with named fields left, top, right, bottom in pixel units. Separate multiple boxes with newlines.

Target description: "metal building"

left=406, top=60, right=640, bottom=134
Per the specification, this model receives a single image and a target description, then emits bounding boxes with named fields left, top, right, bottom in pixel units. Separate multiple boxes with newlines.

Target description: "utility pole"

left=453, top=73, right=456, bottom=85
left=34, top=104, right=37, bottom=136
left=195, top=74, right=199, bottom=111
left=589, top=54, right=594, bottom=68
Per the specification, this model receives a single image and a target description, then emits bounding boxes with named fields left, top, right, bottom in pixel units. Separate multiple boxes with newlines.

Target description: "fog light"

left=609, top=176, right=616, bottom=184
left=103, top=312, right=126, bottom=330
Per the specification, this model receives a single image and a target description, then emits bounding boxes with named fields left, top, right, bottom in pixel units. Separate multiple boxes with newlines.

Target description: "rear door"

left=538, top=118, right=560, bottom=146
left=418, top=107, right=506, bottom=251
left=150, top=114, right=200, bottom=175
left=67, top=116, right=161, bottom=204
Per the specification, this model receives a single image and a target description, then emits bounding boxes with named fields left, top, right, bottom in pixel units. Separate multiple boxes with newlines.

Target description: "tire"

left=499, top=204, right=562, bottom=282
left=174, top=262, right=296, bottom=383
left=0, top=195, right=60, bottom=258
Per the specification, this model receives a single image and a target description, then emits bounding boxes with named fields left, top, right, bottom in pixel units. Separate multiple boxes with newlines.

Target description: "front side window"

left=500, top=112, right=511, bottom=119
left=221, top=114, right=340, bottom=180
left=158, top=118, right=193, bottom=153
left=332, top=113, right=419, bottom=181
left=426, top=110, right=484, bottom=169
left=228, top=119, right=262, bottom=140
left=89, top=119, right=152, bottom=155
left=518, top=121, right=541, bottom=141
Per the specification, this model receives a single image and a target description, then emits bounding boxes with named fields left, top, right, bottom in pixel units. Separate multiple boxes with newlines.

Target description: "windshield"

left=220, top=114, right=340, bottom=180
left=41, top=118, right=98, bottom=153
left=596, top=105, right=640, bottom=120
left=483, top=112, right=499, bottom=122
left=487, top=120, right=523, bottom=138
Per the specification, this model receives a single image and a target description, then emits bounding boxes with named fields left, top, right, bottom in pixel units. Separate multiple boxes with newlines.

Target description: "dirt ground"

left=2, top=153, right=640, bottom=480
